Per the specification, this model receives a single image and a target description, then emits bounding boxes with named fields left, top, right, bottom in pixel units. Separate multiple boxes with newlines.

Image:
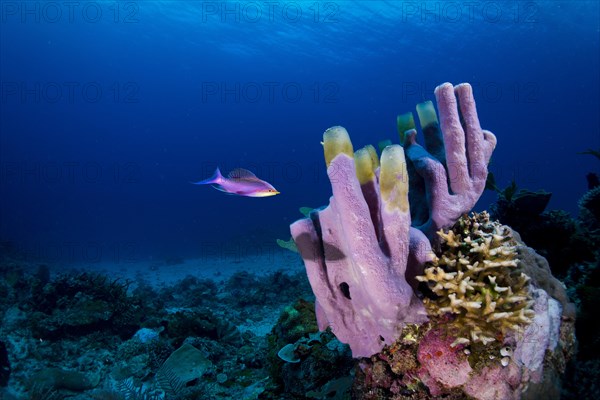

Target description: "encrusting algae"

left=417, top=212, right=535, bottom=348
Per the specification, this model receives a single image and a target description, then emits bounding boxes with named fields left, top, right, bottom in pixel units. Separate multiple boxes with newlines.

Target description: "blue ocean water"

left=1, top=0, right=598, bottom=265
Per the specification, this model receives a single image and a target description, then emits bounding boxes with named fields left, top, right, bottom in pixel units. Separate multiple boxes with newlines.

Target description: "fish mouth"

left=253, top=190, right=280, bottom=197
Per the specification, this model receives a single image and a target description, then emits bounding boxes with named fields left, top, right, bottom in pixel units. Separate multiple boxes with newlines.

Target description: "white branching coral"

left=416, top=212, right=535, bottom=347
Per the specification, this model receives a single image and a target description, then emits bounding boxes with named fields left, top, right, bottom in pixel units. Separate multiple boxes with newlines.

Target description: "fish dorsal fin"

left=228, top=168, right=260, bottom=181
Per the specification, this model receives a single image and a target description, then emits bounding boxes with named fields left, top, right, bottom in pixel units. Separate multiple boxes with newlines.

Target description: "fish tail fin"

left=191, top=167, right=223, bottom=185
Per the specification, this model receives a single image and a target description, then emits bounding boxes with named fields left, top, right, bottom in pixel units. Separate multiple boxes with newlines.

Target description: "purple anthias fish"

left=192, top=167, right=280, bottom=197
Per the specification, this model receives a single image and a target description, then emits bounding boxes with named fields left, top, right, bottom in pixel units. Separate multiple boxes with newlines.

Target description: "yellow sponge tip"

left=380, top=145, right=409, bottom=213
left=364, top=144, right=379, bottom=169
left=354, top=147, right=376, bottom=185
left=323, top=126, right=354, bottom=168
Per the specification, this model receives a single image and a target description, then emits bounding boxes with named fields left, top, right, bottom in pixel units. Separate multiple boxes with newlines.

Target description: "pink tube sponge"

left=291, top=128, right=429, bottom=358
left=402, top=83, right=497, bottom=240
left=291, top=83, right=496, bottom=358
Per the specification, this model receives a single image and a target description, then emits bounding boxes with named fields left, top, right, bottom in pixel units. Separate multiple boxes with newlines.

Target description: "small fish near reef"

left=192, top=167, right=280, bottom=197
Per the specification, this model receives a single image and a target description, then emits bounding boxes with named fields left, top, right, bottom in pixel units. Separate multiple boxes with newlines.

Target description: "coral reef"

left=290, top=82, right=576, bottom=399
left=265, top=299, right=320, bottom=394
left=0, top=79, right=591, bottom=399
left=264, top=303, right=354, bottom=399
left=291, top=82, right=495, bottom=358
left=0, top=262, right=312, bottom=399
left=490, top=182, right=596, bottom=277
left=417, top=212, right=534, bottom=347
left=27, top=272, right=144, bottom=340
left=275, top=330, right=353, bottom=398
left=489, top=180, right=552, bottom=220
left=349, top=217, right=575, bottom=399
left=579, top=185, right=600, bottom=240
